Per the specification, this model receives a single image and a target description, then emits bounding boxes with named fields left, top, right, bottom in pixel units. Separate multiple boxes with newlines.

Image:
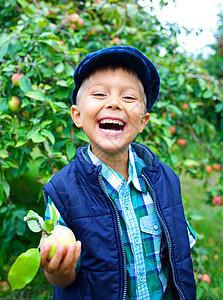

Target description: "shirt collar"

left=85, top=144, right=147, bottom=194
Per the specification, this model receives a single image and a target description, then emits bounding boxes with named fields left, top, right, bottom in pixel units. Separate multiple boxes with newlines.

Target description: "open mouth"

left=98, top=119, right=125, bottom=134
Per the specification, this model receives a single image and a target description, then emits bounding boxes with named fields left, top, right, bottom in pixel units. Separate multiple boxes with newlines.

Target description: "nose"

left=105, top=97, right=122, bottom=110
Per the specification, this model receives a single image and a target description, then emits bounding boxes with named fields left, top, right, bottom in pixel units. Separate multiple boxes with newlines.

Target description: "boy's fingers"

left=74, top=241, right=81, bottom=262
left=45, top=245, right=64, bottom=274
left=59, top=241, right=81, bottom=272
left=40, top=244, right=51, bottom=268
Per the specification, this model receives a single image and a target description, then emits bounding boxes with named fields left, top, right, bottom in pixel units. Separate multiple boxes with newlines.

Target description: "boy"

left=40, top=46, right=196, bottom=299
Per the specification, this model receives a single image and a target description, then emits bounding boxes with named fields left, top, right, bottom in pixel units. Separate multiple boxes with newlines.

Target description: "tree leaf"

left=75, top=131, right=90, bottom=143
left=15, top=140, right=27, bottom=148
left=66, top=142, right=76, bottom=161
left=25, top=90, right=46, bottom=101
left=18, top=76, right=32, bottom=93
left=55, top=63, right=64, bottom=73
left=25, top=210, right=45, bottom=233
left=8, top=248, right=41, bottom=291
left=189, top=211, right=204, bottom=221
left=0, top=150, right=9, bottom=158
left=203, top=89, right=213, bottom=99
left=0, top=177, right=10, bottom=198
left=44, top=219, right=54, bottom=233
left=27, top=131, right=46, bottom=143
left=184, top=159, right=200, bottom=167
left=48, top=203, right=57, bottom=224
left=41, top=129, right=55, bottom=144
left=0, top=42, right=9, bottom=60
left=40, top=120, right=52, bottom=129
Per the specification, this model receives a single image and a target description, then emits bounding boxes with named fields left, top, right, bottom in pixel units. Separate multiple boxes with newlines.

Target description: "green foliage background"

left=0, top=0, right=222, bottom=298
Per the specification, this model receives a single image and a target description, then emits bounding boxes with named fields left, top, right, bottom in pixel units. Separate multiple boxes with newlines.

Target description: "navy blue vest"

left=43, top=143, right=196, bottom=300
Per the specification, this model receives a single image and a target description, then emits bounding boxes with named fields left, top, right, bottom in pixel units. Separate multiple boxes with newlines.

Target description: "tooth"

left=99, top=119, right=124, bottom=125
left=101, top=129, right=122, bottom=133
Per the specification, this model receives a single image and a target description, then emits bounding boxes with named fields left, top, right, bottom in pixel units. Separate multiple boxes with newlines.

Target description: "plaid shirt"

left=46, top=145, right=196, bottom=300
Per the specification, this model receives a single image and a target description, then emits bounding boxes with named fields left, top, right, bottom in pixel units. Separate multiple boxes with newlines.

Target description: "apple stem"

left=24, top=216, right=49, bottom=235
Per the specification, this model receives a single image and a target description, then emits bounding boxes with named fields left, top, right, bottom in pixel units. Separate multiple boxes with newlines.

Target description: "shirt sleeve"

left=45, top=196, right=67, bottom=226
left=185, top=217, right=196, bottom=248
left=45, top=197, right=81, bottom=273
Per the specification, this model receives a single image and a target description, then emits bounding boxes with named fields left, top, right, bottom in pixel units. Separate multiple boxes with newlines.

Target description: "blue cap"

left=72, top=46, right=160, bottom=112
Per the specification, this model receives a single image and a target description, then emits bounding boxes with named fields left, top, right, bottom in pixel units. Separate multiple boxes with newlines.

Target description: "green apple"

left=8, top=96, right=21, bottom=113
left=56, top=125, right=63, bottom=134
left=40, top=225, right=76, bottom=260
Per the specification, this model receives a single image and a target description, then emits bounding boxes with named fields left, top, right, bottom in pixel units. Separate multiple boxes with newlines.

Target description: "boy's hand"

left=40, top=240, right=81, bottom=277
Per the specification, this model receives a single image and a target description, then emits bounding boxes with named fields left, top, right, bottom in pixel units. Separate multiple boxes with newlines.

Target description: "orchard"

left=0, top=0, right=222, bottom=298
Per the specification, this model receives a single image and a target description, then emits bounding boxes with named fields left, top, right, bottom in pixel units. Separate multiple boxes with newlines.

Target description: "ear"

left=138, top=113, right=150, bottom=133
left=70, top=105, right=82, bottom=128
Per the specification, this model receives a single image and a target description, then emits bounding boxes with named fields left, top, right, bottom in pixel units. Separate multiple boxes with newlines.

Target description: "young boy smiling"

left=71, top=65, right=150, bottom=181
left=40, top=46, right=196, bottom=300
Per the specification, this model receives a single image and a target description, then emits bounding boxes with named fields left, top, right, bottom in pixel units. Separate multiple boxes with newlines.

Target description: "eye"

left=123, top=95, right=137, bottom=102
left=92, top=92, right=107, bottom=97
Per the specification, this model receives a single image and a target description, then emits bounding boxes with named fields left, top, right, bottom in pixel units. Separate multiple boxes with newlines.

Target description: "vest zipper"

left=98, top=173, right=127, bottom=300
left=142, top=173, right=185, bottom=300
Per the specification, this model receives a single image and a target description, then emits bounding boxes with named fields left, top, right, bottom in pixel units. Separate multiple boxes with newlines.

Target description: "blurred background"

left=0, top=0, right=222, bottom=299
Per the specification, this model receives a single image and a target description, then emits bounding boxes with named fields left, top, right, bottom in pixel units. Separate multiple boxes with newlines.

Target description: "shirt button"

left=139, top=275, right=144, bottom=283
left=134, top=237, right=139, bottom=245
left=153, top=224, right=159, bottom=230
left=125, top=202, right=129, bottom=209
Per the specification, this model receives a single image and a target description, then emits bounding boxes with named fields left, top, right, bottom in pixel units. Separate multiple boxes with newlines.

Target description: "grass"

left=0, top=173, right=222, bottom=299
left=180, top=173, right=223, bottom=299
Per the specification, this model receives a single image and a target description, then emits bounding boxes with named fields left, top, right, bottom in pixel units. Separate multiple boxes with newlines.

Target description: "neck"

left=90, top=145, right=129, bottom=181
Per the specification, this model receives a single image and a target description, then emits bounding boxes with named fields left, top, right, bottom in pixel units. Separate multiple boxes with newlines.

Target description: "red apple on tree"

left=57, top=40, right=64, bottom=45
left=110, top=37, right=121, bottom=45
left=171, top=112, right=177, bottom=119
left=70, top=23, right=76, bottom=30
left=69, top=13, right=79, bottom=22
left=11, top=73, right=24, bottom=86
left=177, top=138, right=187, bottom=146
left=212, top=195, right=222, bottom=206
left=8, top=96, right=21, bottom=113
left=206, top=165, right=212, bottom=173
left=200, top=274, right=211, bottom=283
left=170, top=126, right=176, bottom=134
left=78, top=18, right=84, bottom=27
left=213, top=163, right=221, bottom=171
left=182, top=103, right=189, bottom=110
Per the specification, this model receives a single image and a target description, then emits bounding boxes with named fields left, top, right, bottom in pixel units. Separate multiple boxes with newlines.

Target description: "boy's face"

left=71, top=68, right=150, bottom=157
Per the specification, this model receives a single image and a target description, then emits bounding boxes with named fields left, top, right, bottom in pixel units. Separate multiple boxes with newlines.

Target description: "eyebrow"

left=88, top=83, right=141, bottom=92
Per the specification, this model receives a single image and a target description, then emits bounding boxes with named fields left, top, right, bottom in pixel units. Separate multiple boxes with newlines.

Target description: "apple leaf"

left=189, top=211, right=204, bottom=221
left=184, top=159, right=200, bottom=167
left=48, top=203, right=57, bottom=224
left=44, top=219, right=54, bottom=233
left=41, top=129, right=55, bottom=144
left=18, top=76, right=32, bottom=93
left=8, top=248, right=41, bottom=291
left=25, top=90, right=46, bottom=101
left=25, top=210, right=45, bottom=233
